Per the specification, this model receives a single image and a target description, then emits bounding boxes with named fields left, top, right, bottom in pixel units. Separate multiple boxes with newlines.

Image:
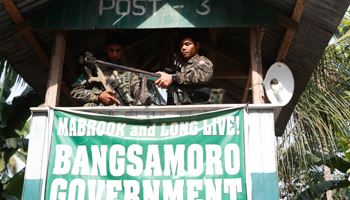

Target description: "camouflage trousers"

left=177, top=88, right=225, bottom=104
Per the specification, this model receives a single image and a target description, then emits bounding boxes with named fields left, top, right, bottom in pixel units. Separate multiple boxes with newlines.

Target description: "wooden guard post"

left=250, top=27, right=265, bottom=104
left=45, top=31, right=67, bottom=107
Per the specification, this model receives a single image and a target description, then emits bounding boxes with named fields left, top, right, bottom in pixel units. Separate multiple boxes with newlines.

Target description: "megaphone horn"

left=264, top=62, right=294, bottom=106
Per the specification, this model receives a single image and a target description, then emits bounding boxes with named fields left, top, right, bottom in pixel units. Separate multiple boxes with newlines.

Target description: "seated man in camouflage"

left=71, top=32, right=154, bottom=106
left=155, top=31, right=224, bottom=104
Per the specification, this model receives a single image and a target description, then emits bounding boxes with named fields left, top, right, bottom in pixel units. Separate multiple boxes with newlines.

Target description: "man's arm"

left=71, top=75, right=100, bottom=103
left=71, top=75, right=119, bottom=106
left=98, top=90, right=119, bottom=105
left=155, top=56, right=213, bottom=89
left=154, top=72, right=173, bottom=89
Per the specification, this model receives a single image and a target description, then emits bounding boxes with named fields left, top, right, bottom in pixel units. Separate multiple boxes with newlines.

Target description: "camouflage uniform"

left=71, top=64, right=154, bottom=107
left=173, top=54, right=213, bottom=86
left=204, top=88, right=225, bottom=104
left=172, top=54, right=216, bottom=104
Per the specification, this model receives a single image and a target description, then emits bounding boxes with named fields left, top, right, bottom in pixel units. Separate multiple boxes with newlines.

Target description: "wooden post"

left=276, top=0, right=307, bottom=62
left=209, top=28, right=217, bottom=65
left=242, top=67, right=252, bottom=103
left=250, top=27, right=265, bottom=104
left=45, top=31, right=67, bottom=107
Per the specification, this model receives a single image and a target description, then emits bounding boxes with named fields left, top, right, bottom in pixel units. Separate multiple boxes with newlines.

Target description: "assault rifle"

left=84, top=56, right=221, bottom=105
left=82, top=54, right=134, bottom=106
left=85, top=56, right=169, bottom=105
left=84, top=56, right=183, bottom=105
left=85, top=56, right=161, bottom=82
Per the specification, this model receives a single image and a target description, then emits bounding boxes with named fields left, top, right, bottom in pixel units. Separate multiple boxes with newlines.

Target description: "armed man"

left=71, top=32, right=154, bottom=106
left=155, top=31, right=223, bottom=104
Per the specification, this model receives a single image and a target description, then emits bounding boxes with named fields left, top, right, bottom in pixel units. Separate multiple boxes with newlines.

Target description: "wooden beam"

left=61, top=84, right=79, bottom=106
left=278, top=14, right=299, bottom=32
left=213, top=69, right=248, bottom=79
left=4, top=0, right=77, bottom=105
left=201, top=40, right=249, bottom=66
left=209, top=28, right=217, bottom=65
left=250, top=27, right=265, bottom=104
left=256, top=0, right=300, bottom=32
left=276, top=0, right=307, bottom=62
left=209, top=28, right=217, bottom=84
left=1, top=0, right=24, bottom=24
left=64, top=51, right=78, bottom=80
left=242, top=67, right=252, bottom=103
left=291, top=0, right=308, bottom=22
left=45, top=31, right=67, bottom=107
left=140, top=47, right=162, bottom=72
left=169, top=31, right=175, bottom=69
left=243, top=28, right=265, bottom=103
left=48, top=31, right=78, bottom=80
left=160, top=32, right=169, bottom=69
left=22, top=29, right=51, bottom=69
left=3, top=0, right=50, bottom=69
left=124, top=32, right=160, bottom=49
left=13, top=20, right=31, bottom=36
left=259, top=28, right=266, bottom=43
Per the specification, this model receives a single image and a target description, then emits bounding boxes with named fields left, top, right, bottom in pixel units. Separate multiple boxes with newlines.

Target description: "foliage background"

left=277, top=8, right=350, bottom=200
left=0, top=54, right=42, bottom=199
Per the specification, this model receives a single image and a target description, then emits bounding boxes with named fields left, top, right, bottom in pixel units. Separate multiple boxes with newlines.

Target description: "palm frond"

left=278, top=23, right=350, bottom=197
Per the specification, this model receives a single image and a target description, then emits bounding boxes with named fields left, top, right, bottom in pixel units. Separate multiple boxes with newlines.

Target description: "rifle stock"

left=85, top=56, right=182, bottom=105
left=84, top=56, right=218, bottom=105
left=84, top=66, right=119, bottom=106
left=84, top=59, right=134, bottom=106
left=84, top=66, right=111, bottom=90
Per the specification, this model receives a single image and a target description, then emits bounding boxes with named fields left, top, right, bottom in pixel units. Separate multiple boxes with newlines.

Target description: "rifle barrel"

left=86, top=57, right=161, bottom=78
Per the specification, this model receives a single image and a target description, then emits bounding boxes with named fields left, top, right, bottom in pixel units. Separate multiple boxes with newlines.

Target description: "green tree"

left=0, top=54, right=42, bottom=199
left=278, top=10, right=350, bottom=199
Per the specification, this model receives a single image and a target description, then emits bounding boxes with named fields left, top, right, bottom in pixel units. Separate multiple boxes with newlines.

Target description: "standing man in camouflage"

left=71, top=32, right=154, bottom=106
left=154, top=31, right=215, bottom=104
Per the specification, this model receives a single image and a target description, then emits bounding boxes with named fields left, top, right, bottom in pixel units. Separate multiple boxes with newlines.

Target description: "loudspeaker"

left=264, top=62, right=294, bottom=106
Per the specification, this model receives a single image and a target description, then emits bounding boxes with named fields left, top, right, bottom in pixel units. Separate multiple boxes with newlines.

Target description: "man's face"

left=180, top=38, right=199, bottom=60
left=105, top=44, right=124, bottom=63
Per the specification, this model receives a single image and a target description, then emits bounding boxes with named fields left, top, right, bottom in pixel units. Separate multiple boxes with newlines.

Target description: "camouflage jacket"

left=71, top=65, right=154, bottom=107
left=173, top=54, right=213, bottom=87
left=170, top=54, right=216, bottom=104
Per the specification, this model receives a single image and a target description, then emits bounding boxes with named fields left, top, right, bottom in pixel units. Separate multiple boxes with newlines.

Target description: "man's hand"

left=155, top=72, right=172, bottom=89
left=98, top=90, right=120, bottom=105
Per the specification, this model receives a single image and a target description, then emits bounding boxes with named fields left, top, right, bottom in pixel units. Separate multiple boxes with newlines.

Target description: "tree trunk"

left=323, top=156, right=333, bottom=200
left=319, top=120, right=333, bottom=200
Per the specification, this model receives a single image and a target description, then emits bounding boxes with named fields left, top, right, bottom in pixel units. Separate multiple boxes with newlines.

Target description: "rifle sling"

left=133, top=89, right=141, bottom=106
left=133, top=76, right=148, bottom=106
